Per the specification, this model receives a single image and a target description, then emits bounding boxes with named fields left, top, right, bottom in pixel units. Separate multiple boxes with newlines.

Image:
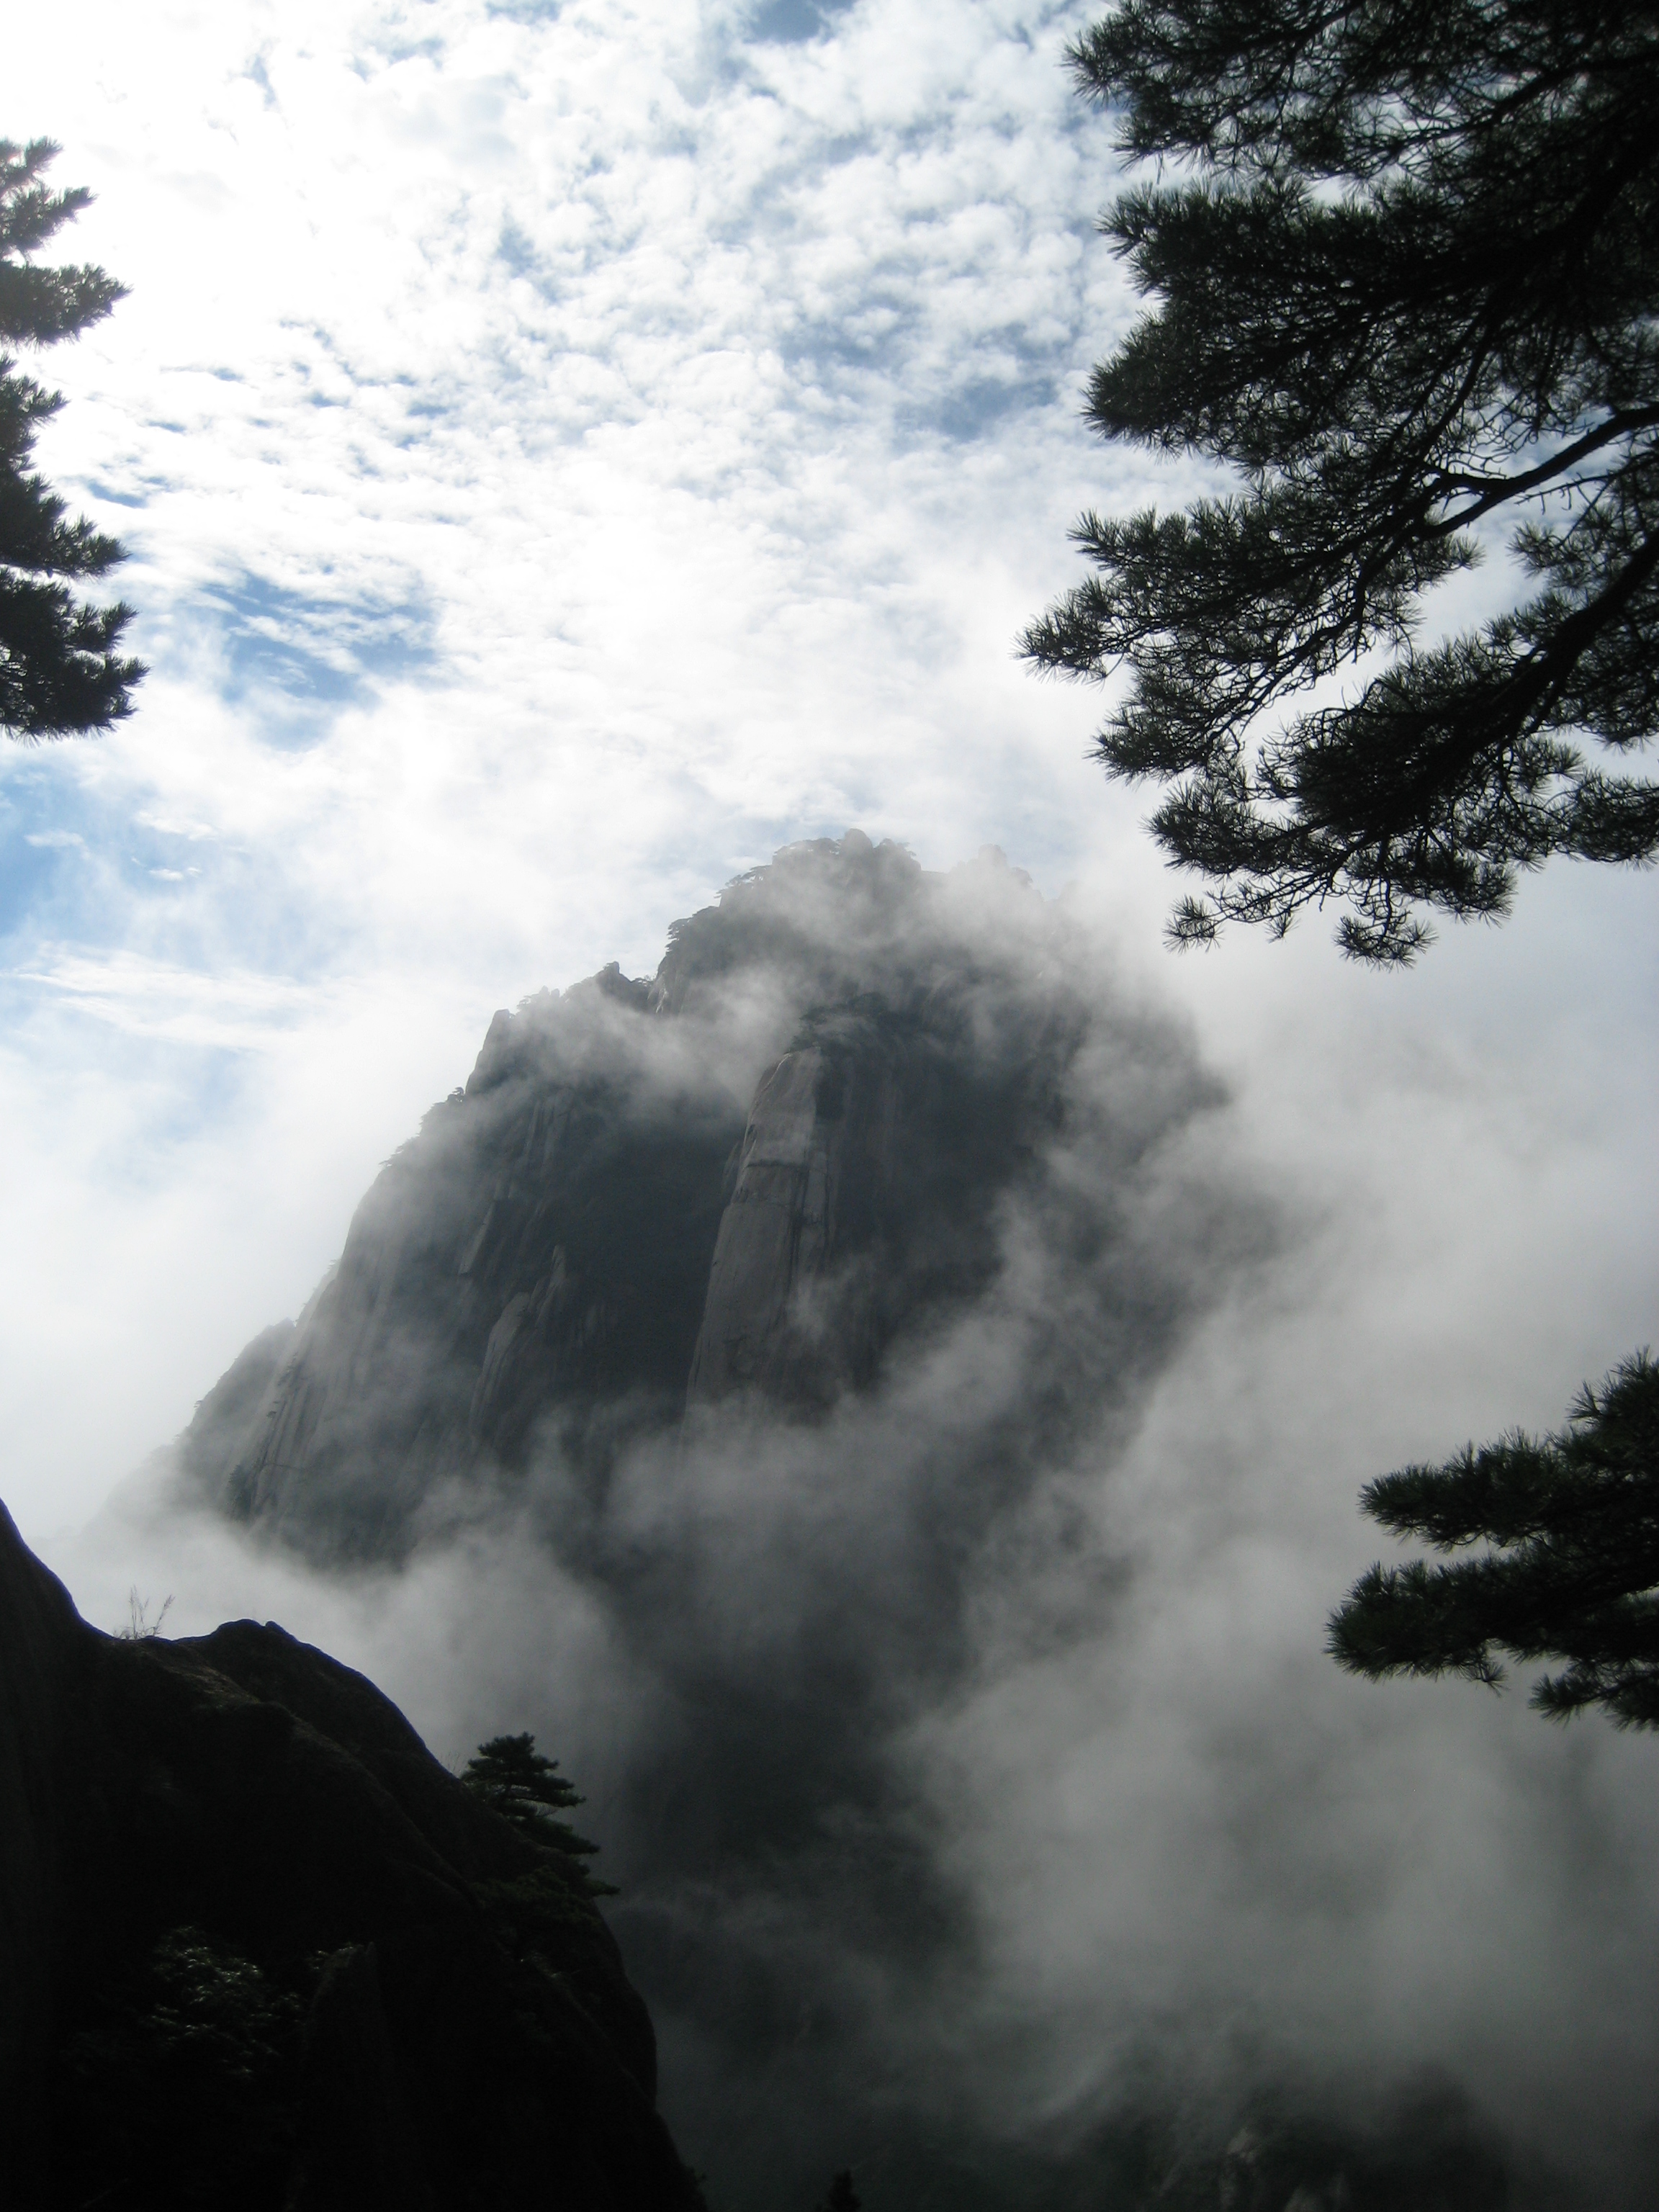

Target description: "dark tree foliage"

left=461, top=1730, right=614, bottom=1891
left=1328, top=1353, right=1659, bottom=1725
left=1021, top=1, right=1659, bottom=961
left=51, top=1927, right=302, bottom=2212
left=1, top=137, right=144, bottom=739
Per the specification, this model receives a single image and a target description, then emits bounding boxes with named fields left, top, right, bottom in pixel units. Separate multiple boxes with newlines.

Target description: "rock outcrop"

left=0, top=1496, right=698, bottom=2211
left=179, top=835, right=1098, bottom=1560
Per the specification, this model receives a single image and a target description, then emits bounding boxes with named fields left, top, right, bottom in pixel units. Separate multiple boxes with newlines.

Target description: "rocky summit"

left=176, top=834, right=1132, bottom=1561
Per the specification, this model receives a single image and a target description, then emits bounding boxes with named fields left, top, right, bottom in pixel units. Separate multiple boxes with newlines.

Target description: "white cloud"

left=134, top=810, right=219, bottom=839
left=6, top=948, right=319, bottom=1042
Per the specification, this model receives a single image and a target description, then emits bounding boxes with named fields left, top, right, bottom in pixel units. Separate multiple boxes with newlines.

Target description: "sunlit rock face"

left=185, top=834, right=1105, bottom=1560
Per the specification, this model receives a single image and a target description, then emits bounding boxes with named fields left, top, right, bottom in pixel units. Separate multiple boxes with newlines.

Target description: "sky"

left=6, top=1, right=1659, bottom=2197
left=7, top=0, right=1146, bottom=1528
left=1, top=0, right=1650, bottom=1560
left=1, top=0, right=1651, bottom=1609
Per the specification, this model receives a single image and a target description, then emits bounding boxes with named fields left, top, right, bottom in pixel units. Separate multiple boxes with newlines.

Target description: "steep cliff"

left=0, top=1497, right=698, bottom=2211
left=180, top=835, right=1100, bottom=1560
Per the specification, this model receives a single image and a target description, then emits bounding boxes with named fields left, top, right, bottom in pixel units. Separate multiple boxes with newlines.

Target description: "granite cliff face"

left=181, top=835, right=1102, bottom=1560
left=0, top=1497, right=696, bottom=2211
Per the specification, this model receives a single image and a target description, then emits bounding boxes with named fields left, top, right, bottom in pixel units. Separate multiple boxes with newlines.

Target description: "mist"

left=37, top=836, right=1659, bottom=2212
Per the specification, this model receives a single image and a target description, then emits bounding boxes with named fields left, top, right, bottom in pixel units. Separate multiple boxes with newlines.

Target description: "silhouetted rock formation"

left=0, top=1497, right=697, bottom=2211
left=180, top=836, right=1107, bottom=1561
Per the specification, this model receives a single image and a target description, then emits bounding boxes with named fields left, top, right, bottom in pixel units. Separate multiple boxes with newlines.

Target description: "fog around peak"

left=42, top=834, right=1659, bottom=2210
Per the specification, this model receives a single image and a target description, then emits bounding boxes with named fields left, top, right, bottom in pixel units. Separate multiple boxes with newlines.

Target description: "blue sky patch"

left=171, top=570, right=441, bottom=746
left=748, top=0, right=853, bottom=43
left=907, top=372, right=1059, bottom=444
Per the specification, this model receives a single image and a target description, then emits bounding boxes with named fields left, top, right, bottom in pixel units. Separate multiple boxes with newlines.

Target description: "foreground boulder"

left=0, top=1497, right=699, bottom=2211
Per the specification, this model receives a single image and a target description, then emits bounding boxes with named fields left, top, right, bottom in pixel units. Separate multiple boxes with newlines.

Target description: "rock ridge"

left=0, top=1496, right=697, bottom=2209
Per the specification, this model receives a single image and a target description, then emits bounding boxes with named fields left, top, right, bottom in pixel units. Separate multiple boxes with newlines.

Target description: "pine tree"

left=1328, top=1354, right=1659, bottom=1725
left=1021, top=1, right=1659, bottom=962
left=461, top=1732, right=607, bottom=1861
left=1, top=138, right=144, bottom=739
